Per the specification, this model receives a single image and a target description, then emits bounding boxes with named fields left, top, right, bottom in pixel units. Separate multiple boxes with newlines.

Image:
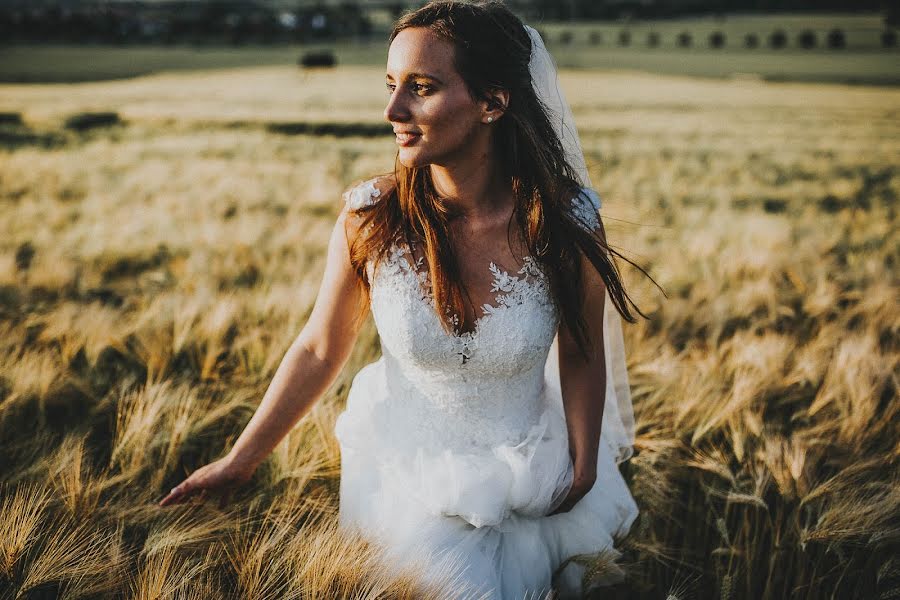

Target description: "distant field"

left=0, top=65, right=898, bottom=598
left=1, top=12, right=897, bottom=85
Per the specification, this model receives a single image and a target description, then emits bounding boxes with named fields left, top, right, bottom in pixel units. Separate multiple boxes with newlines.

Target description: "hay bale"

left=744, top=33, right=759, bottom=48
left=589, top=31, right=602, bottom=45
left=677, top=31, right=691, bottom=48
left=558, top=30, right=573, bottom=45
left=646, top=32, right=660, bottom=47
left=709, top=31, right=725, bottom=48
left=617, top=30, right=631, bottom=46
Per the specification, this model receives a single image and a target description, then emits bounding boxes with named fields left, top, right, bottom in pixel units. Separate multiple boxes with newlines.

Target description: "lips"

left=395, top=132, right=421, bottom=146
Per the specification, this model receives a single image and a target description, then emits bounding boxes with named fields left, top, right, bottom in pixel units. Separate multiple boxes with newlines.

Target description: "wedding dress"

left=334, top=177, right=640, bottom=599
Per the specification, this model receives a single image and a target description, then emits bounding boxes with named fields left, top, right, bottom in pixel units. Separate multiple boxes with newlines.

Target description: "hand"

left=547, top=466, right=597, bottom=516
left=158, top=455, right=256, bottom=509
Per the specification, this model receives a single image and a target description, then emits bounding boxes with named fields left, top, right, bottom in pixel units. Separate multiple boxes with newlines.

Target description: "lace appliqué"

left=481, top=257, right=548, bottom=317
left=376, top=240, right=431, bottom=303
left=386, top=240, right=553, bottom=365
left=343, top=177, right=382, bottom=210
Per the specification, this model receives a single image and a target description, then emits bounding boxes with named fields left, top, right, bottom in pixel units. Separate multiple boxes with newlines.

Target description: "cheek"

left=422, top=97, right=478, bottom=141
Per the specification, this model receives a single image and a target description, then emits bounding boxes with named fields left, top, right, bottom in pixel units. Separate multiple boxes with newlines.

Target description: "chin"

left=397, top=150, right=431, bottom=169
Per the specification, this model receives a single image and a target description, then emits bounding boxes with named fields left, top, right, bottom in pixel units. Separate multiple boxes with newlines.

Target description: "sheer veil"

left=526, top=25, right=636, bottom=465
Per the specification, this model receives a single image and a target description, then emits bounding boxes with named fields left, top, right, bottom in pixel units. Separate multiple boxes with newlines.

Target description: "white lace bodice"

left=342, top=178, right=602, bottom=452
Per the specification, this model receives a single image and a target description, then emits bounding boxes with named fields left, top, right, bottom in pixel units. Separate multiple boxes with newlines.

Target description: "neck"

left=428, top=135, right=511, bottom=223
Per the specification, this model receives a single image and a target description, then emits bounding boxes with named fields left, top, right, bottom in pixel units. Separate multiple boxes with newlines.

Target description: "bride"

left=159, top=1, right=657, bottom=597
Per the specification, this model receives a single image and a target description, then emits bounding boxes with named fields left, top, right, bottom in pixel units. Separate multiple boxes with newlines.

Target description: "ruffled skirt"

left=334, top=355, right=639, bottom=599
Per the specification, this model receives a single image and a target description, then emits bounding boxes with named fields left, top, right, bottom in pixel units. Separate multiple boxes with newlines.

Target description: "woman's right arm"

left=159, top=197, right=369, bottom=507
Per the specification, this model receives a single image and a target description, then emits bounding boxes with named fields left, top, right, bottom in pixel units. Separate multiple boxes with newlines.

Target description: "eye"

left=385, top=82, right=431, bottom=95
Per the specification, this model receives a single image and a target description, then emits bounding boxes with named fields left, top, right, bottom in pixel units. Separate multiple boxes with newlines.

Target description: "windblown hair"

left=345, top=0, right=657, bottom=361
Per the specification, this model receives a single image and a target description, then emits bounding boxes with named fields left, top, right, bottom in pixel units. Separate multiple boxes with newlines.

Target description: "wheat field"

left=0, top=65, right=898, bottom=599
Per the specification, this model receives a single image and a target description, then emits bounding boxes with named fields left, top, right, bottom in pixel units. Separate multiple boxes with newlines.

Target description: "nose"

left=384, top=87, right=410, bottom=124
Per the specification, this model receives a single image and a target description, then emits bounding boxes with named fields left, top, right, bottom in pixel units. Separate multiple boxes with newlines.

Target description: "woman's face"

left=384, top=27, right=486, bottom=168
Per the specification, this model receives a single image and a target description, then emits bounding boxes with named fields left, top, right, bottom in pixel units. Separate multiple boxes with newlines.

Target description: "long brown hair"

left=346, top=0, right=660, bottom=361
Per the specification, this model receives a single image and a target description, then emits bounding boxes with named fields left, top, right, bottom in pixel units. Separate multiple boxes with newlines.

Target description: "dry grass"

left=0, top=65, right=897, bottom=599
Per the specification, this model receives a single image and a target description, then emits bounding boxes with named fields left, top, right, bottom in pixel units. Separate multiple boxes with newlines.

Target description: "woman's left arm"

left=550, top=243, right=608, bottom=514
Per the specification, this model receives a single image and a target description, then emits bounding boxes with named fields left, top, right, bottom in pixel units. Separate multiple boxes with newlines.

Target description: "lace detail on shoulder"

left=343, top=177, right=383, bottom=211
left=569, top=187, right=602, bottom=232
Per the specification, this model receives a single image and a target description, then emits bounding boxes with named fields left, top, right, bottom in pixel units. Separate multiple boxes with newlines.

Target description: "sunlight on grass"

left=0, top=65, right=897, bottom=598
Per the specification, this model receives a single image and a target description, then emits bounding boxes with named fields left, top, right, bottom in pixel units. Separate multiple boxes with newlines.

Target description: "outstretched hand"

left=158, top=456, right=255, bottom=509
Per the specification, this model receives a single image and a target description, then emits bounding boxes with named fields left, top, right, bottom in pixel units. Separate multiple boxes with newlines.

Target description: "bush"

left=881, top=29, right=897, bottom=48
left=827, top=28, right=845, bottom=49
left=64, top=112, right=121, bottom=131
left=618, top=30, right=630, bottom=46
left=769, top=29, right=787, bottom=49
left=558, top=30, right=573, bottom=45
left=744, top=32, right=759, bottom=48
left=763, top=198, right=787, bottom=214
left=15, top=241, right=35, bottom=271
left=266, top=122, right=388, bottom=138
left=0, top=112, right=23, bottom=125
left=708, top=31, right=725, bottom=48
left=647, top=32, right=660, bottom=47
left=589, top=31, right=602, bottom=45
left=677, top=31, right=691, bottom=48
left=299, top=50, right=336, bottom=68
left=798, top=29, right=817, bottom=49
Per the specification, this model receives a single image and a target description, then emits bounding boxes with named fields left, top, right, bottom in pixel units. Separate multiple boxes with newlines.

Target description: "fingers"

left=158, top=478, right=231, bottom=509
left=158, top=483, right=186, bottom=507
left=548, top=497, right=570, bottom=516
left=549, top=501, right=573, bottom=516
left=551, top=500, right=576, bottom=515
left=157, top=460, right=244, bottom=509
left=159, top=480, right=201, bottom=507
left=547, top=487, right=589, bottom=516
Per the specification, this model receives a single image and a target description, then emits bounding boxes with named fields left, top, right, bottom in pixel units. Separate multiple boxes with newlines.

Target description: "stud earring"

left=487, top=116, right=494, bottom=123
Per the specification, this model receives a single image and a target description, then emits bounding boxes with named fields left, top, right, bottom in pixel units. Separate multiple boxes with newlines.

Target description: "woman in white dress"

left=160, top=1, right=657, bottom=598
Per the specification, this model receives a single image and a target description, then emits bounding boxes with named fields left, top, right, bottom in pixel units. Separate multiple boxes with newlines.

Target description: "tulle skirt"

left=334, top=353, right=639, bottom=599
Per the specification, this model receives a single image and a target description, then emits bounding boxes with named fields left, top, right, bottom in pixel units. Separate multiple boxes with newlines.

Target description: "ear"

left=481, top=88, right=510, bottom=123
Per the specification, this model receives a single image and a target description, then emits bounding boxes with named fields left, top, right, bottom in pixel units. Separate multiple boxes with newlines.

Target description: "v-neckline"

left=390, top=239, right=542, bottom=340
